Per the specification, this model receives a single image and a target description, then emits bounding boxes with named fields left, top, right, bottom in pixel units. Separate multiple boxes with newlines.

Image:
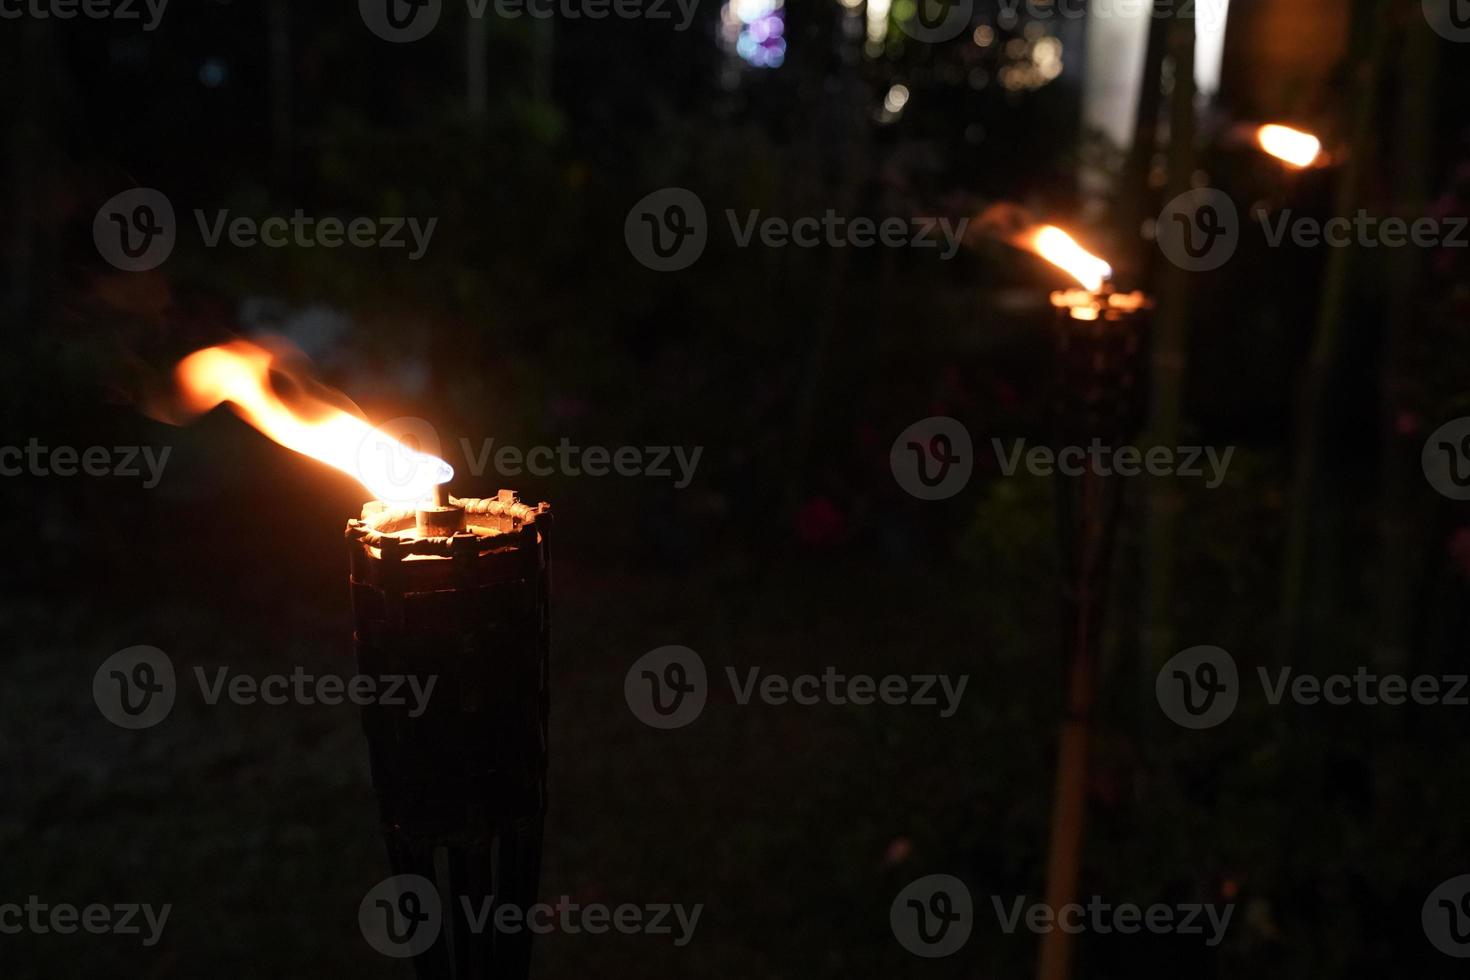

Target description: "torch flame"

left=1022, top=225, right=1113, bottom=293
left=168, top=340, right=451, bottom=505
left=1256, top=124, right=1322, bottom=169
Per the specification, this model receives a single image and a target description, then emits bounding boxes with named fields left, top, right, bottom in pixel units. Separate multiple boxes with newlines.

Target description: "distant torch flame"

left=1256, top=124, right=1322, bottom=169
left=1022, top=225, right=1112, bottom=293
left=170, top=340, right=451, bottom=505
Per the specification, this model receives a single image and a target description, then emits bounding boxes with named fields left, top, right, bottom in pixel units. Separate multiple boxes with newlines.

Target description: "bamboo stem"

left=1141, top=1, right=1195, bottom=675
left=1374, top=7, right=1436, bottom=669
left=1279, top=0, right=1392, bottom=659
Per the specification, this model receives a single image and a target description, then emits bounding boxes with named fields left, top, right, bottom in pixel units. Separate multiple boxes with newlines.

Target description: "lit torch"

left=1000, top=223, right=1151, bottom=980
left=158, top=339, right=551, bottom=979
left=997, top=222, right=1152, bottom=440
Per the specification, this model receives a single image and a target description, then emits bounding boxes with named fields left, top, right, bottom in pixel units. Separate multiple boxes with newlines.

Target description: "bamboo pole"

left=1279, top=0, right=1392, bottom=658
left=1037, top=468, right=1122, bottom=980
left=1037, top=11, right=1192, bottom=980
left=1374, top=7, right=1436, bottom=669
left=1139, top=1, right=1195, bottom=671
left=1117, top=0, right=1175, bottom=272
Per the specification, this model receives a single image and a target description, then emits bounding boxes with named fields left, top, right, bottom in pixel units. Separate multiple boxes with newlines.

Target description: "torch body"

left=347, top=491, right=552, bottom=980
left=1038, top=296, right=1150, bottom=980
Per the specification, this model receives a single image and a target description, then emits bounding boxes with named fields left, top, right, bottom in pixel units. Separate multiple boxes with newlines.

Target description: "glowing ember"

left=166, top=340, right=451, bottom=505
left=1022, top=225, right=1113, bottom=293
left=1050, top=288, right=1152, bottom=321
left=1256, top=124, right=1322, bottom=169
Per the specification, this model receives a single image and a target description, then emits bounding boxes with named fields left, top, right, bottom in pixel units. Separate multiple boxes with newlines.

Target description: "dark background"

left=4, top=0, right=1470, bottom=976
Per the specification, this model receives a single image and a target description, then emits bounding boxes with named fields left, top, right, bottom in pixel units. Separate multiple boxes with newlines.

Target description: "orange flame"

left=1256, top=124, right=1322, bottom=169
left=1020, top=225, right=1112, bottom=293
left=165, top=340, right=451, bottom=505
